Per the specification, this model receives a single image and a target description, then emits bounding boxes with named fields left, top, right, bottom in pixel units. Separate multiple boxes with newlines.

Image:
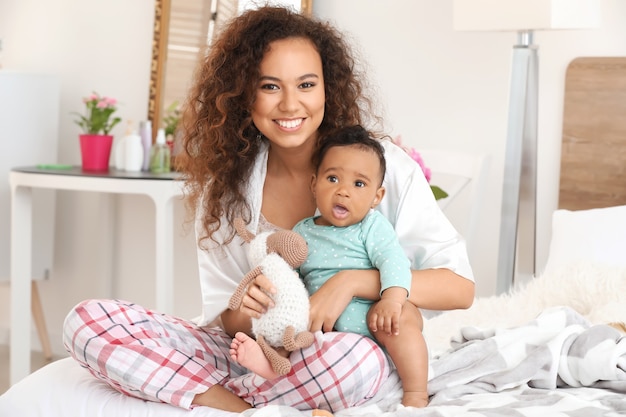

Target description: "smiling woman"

left=148, top=0, right=313, bottom=142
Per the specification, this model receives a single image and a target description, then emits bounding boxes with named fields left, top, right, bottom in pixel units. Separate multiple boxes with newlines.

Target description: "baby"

left=231, top=125, right=429, bottom=408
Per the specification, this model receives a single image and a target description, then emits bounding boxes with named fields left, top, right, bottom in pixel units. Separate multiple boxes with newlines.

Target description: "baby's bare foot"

left=229, top=332, right=277, bottom=379
left=402, top=390, right=429, bottom=408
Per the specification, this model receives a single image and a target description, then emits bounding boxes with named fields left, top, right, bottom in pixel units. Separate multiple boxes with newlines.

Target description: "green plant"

left=73, top=92, right=122, bottom=135
left=163, top=101, right=181, bottom=137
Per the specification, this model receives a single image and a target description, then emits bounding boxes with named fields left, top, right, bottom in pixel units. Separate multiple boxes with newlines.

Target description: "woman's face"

left=251, top=37, right=325, bottom=150
left=312, top=145, right=385, bottom=227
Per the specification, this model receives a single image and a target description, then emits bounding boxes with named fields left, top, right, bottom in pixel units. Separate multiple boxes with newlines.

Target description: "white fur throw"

left=423, top=261, right=626, bottom=357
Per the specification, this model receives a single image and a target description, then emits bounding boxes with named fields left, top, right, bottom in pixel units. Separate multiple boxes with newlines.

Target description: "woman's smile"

left=275, top=118, right=304, bottom=130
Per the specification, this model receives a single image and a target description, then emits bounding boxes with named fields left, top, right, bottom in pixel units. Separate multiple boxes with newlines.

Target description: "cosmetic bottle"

left=139, top=120, right=152, bottom=171
left=115, top=121, right=143, bottom=171
left=149, top=128, right=171, bottom=173
left=114, top=134, right=126, bottom=170
left=123, top=127, right=144, bottom=172
left=114, top=121, right=131, bottom=170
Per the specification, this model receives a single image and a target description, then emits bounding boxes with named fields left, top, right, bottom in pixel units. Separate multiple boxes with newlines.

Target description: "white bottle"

left=114, top=127, right=128, bottom=170
left=139, top=120, right=152, bottom=171
left=123, top=129, right=144, bottom=172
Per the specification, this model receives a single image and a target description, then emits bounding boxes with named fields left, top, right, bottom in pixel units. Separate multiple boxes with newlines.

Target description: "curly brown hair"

left=177, top=6, right=377, bottom=246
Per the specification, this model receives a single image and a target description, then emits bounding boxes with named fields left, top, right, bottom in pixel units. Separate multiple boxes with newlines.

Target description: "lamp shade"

left=454, top=0, right=601, bottom=31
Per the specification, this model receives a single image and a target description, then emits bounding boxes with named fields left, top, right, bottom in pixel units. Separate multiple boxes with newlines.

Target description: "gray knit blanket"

left=243, top=306, right=626, bottom=417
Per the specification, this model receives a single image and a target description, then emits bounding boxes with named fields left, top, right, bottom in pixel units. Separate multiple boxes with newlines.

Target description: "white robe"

left=194, top=140, right=475, bottom=326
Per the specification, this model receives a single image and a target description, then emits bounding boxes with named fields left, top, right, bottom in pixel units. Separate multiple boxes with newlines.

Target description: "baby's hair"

left=314, top=125, right=386, bottom=186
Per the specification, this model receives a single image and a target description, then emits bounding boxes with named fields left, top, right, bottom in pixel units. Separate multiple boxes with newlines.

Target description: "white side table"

left=9, top=166, right=184, bottom=384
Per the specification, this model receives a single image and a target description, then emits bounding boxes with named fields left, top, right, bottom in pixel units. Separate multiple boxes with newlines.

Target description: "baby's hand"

left=368, top=298, right=403, bottom=336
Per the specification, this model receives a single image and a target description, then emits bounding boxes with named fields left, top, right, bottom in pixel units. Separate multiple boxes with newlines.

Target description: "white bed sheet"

left=0, top=357, right=237, bottom=417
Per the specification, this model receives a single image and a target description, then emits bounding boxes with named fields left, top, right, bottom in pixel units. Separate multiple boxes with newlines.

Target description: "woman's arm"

left=308, top=268, right=474, bottom=332
left=220, top=309, right=252, bottom=338
left=408, top=268, right=474, bottom=310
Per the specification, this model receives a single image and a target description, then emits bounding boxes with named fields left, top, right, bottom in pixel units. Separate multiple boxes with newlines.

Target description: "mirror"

left=148, top=0, right=313, bottom=142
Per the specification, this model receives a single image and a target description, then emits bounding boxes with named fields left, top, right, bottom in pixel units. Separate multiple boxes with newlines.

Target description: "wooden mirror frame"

left=148, top=0, right=170, bottom=141
left=148, top=0, right=313, bottom=142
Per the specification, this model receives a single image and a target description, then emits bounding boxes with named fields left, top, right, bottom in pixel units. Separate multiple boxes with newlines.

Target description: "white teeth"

left=276, top=119, right=303, bottom=129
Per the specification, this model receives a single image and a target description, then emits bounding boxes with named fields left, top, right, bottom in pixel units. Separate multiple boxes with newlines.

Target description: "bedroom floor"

left=0, top=346, right=63, bottom=395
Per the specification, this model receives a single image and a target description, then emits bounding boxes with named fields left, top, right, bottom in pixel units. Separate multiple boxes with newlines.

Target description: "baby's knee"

left=401, top=302, right=423, bottom=330
left=367, top=303, right=424, bottom=347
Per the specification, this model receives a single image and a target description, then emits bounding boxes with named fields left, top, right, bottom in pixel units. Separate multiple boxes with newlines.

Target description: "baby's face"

left=312, top=145, right=385, bottom=227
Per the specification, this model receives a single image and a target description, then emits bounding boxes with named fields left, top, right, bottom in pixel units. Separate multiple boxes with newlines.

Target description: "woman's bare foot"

left=402, top=390, right=429, bottom=408
left=230, top=332, right=278, bottom=379
left=192, top=384, right=252, bottom=411
left=312, top=409, right=334, bottom=416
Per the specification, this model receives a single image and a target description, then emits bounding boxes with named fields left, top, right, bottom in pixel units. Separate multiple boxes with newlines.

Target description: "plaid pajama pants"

left=63, top=299, right=391, bottom=411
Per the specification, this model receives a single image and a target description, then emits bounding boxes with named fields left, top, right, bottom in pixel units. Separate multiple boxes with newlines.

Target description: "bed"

left=1, top=57, right=625, bottom=417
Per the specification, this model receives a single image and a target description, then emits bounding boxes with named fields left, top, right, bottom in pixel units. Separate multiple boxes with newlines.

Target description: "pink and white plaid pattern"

left=63, top=299, right=391, bottom=412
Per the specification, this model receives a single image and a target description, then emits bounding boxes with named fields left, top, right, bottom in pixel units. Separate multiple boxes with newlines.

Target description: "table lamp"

left=453, top=0, right=601, bottom=293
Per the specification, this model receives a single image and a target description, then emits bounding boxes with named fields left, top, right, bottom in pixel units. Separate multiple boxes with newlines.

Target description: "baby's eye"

left=355, top=180, right=366, bottom=188
left=327, top=175, right=338, bottom=183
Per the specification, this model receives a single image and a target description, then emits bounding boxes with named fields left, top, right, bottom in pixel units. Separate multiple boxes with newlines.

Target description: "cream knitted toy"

left=228, top=218, right=314, bottom=376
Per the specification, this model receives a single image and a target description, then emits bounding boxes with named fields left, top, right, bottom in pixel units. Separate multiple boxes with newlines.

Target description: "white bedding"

left=2, top=206, right=626, bottom=417
left=0, top=357, right=238, bottom=417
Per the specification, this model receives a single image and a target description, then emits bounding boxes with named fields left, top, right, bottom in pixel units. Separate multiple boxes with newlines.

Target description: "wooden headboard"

left=560, top=57, right=626, bottom=210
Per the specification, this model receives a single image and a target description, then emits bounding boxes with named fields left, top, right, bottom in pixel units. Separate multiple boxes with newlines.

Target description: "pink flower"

left=73, top=91, right=122, bottom=135
left=96, top=97, right=117, bottom=109
left=391, top=135, right=448, bottom=201
left=392, top=136, right=431, bottom=183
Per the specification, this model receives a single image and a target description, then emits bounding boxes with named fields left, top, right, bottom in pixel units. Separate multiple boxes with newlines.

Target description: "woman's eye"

left=300, top=81, right=316, bottom=89
left=260, top=83, right=279, bottom=90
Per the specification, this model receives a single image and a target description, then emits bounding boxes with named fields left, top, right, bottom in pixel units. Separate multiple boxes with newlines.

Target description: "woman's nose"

left=279, top=89, right=299, bottom=112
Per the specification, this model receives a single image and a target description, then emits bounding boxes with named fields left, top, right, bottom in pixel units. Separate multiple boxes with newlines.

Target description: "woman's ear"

left=371, top=186, right=386, bottom=208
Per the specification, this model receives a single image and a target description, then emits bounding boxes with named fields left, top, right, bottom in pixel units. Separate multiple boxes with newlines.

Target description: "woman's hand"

left=221, top=274, right=276, bottom=337
left=238, top=273, right=276, bottom=319
left=309, top=272, right=350, bottom=332
left=309, top=270, right=380, bottom=332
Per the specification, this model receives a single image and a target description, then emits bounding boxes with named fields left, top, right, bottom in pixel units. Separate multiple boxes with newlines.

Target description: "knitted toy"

left=228, top=218, right=314, bottom=376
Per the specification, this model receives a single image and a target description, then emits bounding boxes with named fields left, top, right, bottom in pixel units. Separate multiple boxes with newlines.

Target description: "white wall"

left=314, top=0, right=626, bottom=293
left=0, top=0, right=625, bottom=356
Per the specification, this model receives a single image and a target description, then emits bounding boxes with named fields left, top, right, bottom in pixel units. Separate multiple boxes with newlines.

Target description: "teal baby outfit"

left=293, top=210, right=412, bottom=338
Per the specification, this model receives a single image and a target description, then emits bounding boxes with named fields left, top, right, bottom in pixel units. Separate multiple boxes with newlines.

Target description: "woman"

left=63, top=6, right=474, bottom=413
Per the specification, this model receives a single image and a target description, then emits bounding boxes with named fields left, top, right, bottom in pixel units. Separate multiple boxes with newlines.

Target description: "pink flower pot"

left=79, top=134, right=113, bottom=172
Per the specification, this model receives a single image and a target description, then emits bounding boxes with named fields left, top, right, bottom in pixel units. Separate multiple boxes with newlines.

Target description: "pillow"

left=543, top=204, right=626, bottom=274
